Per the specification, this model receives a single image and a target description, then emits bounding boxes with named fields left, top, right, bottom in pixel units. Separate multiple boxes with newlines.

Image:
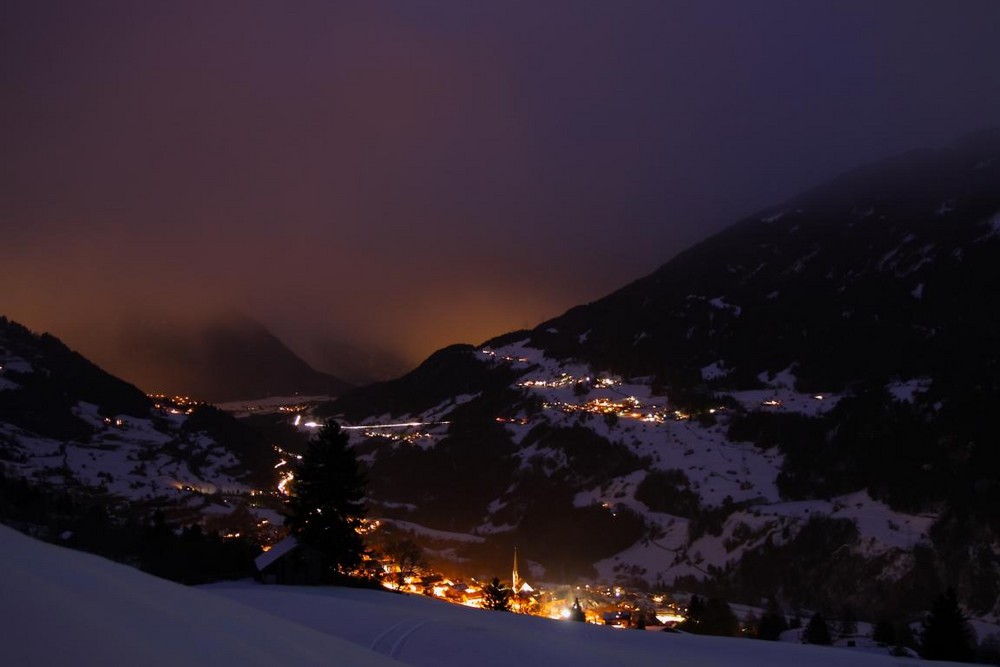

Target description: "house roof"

left=254, top=535, right=298, bottom=571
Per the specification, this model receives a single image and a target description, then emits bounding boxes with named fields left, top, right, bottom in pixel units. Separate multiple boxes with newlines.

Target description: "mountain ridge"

left=505, top=129, right=1000, bottom=392
left=118, top=316, right=353, bottom=402
left=0, top=316, right=279, bottom=511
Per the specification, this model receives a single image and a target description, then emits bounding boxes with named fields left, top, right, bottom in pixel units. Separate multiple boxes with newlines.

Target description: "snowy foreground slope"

left=1, top=525, right=969, bottom=667
left=0, top=524, right=395, bottom=667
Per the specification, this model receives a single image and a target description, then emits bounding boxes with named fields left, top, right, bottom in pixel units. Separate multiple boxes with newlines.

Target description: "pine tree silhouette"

left=571, top=596, right=586, bottom=622
left=872, top=618, right=895, bottom=646
left=803, top=612, right=832, bottom=645
left=920, top=589, right=975, bottom=662
left=285, top=420, right=367, bottom=581
left=483, top=577, right=511, bottom=611
left=756, top=598, right=788, bottom=641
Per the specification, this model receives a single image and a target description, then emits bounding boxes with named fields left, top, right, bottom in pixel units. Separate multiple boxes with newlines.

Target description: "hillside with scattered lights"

left=316, top=134, right=1000, bottom=622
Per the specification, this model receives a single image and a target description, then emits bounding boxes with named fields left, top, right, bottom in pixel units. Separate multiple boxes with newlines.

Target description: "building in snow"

left=254, top=536, right=324, bottom=585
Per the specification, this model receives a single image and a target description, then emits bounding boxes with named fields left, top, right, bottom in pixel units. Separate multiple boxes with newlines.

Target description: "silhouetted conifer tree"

left=571, top=596, right=586, bottom=622
left=285, top=420, right=367, bottom=581
left=684, top=595, right=705, bottom=629
left=872, top=618, right=896, bottom=646
left=804, top=612, right=832, bottom=645
left=483, top=577, right=511, bottom=611
left=703, top=598, right=739, bottom=636
left=894, top=620, right=918, bottom=653
left=756, top=598, right=788, bottom=640
left=838, top=605, right=858, bottom=637
left=681, top=596, right=737, bottom=636
left=920, top=589, right=975, bottom=662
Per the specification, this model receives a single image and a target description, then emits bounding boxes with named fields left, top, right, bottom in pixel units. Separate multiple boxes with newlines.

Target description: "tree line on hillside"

left=674, top=591, right=993, bottom=663
left=724, top=383, right=1000, bottom=619
left=0, top=465, right=259, bottom=584
left=724, top=379, right=1000, bottom=525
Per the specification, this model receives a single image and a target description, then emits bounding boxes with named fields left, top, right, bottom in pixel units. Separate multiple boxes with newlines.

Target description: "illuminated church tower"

left=512, top=547, right=520, bottom=594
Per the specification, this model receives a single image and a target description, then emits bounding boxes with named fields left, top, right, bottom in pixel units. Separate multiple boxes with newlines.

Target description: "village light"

left=277, top=471, right=294, bottom=495
left=655, top=611, right=686, bottom=624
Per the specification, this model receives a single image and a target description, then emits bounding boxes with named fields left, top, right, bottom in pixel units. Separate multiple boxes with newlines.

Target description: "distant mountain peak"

left=117, top=316, right=353, bottom=402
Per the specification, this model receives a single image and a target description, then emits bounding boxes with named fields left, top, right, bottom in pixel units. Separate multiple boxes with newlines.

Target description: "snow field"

left=0, top=508, right=978, bottom=666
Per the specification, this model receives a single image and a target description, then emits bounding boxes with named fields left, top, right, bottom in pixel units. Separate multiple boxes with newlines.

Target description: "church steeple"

left=512, top=547, right=520, bottom=594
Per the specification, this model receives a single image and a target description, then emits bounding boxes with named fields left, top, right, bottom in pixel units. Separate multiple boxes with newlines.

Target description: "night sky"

left=4, top=1, right=1000, bottom=385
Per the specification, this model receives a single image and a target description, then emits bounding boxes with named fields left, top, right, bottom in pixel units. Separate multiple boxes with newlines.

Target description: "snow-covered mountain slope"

left=0, top=317, right=277, bottom=519
left=525, top=130, right=1000, bottom=393
left=324, top=341, right=950, bottom=614
left=0, top=399, right=247, bottom=499
left=321, top=132, right=1000, bottom=619
left=1, top=523, right=958, bottom=666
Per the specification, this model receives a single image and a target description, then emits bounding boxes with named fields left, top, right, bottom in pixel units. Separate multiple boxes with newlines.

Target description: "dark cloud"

left=3, top=0, right=1000, bottom=383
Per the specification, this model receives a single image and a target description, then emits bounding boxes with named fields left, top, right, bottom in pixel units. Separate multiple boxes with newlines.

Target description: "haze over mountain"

left=302, top=337, right=410, bottom=388
left=5, top=2, right=1000, bottom=385
left=116, top=316, right=353, bottom=402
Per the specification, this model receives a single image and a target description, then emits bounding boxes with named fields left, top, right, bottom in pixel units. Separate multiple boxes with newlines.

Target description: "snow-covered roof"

left=254, top=535, right=298, bottom=571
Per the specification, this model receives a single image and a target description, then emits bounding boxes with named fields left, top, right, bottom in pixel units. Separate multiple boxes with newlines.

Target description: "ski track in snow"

left=370, top=619, right=431, bottom=659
